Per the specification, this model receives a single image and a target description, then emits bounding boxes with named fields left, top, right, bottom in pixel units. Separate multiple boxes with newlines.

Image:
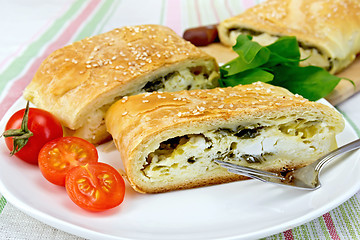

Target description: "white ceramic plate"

left=0, top=97, right=359, bottom=240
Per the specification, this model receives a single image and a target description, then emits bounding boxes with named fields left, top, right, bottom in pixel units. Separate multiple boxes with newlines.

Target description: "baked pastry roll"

left=23, top=25, right=219, bottom=144
left=105, top=82, right=344, bottom=193
left=218, top=0, right=360, bottom=74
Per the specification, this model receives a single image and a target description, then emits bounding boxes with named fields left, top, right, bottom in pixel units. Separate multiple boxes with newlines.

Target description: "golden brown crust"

left=218, top=0, right=360, bottom=73
left=23, top=25, right=218, bottom=143
left=105, top=82, right=345, bottom=193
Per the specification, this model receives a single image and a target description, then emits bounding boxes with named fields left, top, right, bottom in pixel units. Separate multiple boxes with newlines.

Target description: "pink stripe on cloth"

left=194, top=0, right=202, bottom=26
left=165, top=0, right=182, bottom=35
left=283, top=229, right=294, bottom=240
left=323, top=213, right=341, bottom=240
left=242, top=0, right=256, bottom=10
left=210, top=0, right=220, bottom=23
left=224, top=0, right=235, bottom=17
left=0, top=2, right=74, bottom=70
left=0, top=0, right=101, bottom=120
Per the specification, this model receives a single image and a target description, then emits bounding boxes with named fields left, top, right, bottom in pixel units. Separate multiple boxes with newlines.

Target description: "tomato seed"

left=77, top=178, right=86, bottom=183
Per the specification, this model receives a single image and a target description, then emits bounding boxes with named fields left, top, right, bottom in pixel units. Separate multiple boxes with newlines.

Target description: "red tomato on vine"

left=2, top=102, right=63, bottom=164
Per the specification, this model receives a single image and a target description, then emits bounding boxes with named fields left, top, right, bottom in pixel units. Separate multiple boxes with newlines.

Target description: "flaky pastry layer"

left=218, top=0, right=360, bottom=73
left=23, top=24, right=219, bottom=144
left=105, top=82, right=345, bottom=193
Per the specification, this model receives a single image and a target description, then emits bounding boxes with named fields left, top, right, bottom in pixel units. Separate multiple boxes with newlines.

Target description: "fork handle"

left=315, top=138, right=360, bottom=172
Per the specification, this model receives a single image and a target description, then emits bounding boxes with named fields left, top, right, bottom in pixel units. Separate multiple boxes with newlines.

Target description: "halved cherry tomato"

left=38, top=137, right=98, bottom=186
left=65, top=162, right=125, bottom=212
left=3, top=102, right=63, bottom=164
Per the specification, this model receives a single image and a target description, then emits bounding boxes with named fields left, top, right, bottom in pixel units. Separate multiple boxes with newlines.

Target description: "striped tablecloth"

left=1, top=1, right=360, bottom=239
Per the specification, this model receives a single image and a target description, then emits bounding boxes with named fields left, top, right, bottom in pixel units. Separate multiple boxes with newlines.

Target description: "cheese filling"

left=141, top=66, right=218, bottom=93
left=141, top=119, right=337, bottom=181
left=228, top=30, right=331, bottom=70
left=73, top=66, right=218, bottom=142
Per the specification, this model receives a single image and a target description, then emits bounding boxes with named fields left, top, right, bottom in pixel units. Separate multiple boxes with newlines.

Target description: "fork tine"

left=215, top=159, right=276, bottom=176
left=215, top=160, right=279, bottom=176
left=215, top=159, right=286, bottom=181
left=227, top=169, right=270, bottom=182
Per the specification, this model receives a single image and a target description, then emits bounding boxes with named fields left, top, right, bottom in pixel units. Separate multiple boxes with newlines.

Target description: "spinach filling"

left=143, top=125, right=266, bottom=172
left=142, top=72, right=175, bottom=92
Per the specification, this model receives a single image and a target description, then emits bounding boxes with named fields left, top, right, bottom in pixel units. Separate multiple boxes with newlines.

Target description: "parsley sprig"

left=219, top=35, right=350, bottom=101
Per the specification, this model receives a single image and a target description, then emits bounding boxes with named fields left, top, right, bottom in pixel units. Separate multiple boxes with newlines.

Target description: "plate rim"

left=0, top=97, right=359, bottom=240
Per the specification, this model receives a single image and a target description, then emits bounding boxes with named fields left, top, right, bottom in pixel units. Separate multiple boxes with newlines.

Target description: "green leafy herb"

left=219, top=34, right=348, bottom=101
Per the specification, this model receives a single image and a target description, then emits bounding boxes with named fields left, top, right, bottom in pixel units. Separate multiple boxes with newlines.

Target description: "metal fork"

left=215, top=139, right=360, bottom=190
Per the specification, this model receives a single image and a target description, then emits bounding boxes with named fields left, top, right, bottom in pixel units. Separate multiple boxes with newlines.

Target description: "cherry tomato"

left=65, top=162, right=125, bottom=212
left=4, top=105, right=63, bottom=164
left=38, top=137, right=99, bottom=186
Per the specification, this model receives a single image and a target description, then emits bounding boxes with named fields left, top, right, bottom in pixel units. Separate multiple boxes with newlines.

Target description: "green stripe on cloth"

left=199, top=0, right=216, bottom=25
left=213, top=0, right=231, bottom=20
left=96, top=0, right=123, bottom=34
left=262, top=233, right=281, bottom=239
left=331, top=205, right=349, bottom=237
left=349, top=197, right=360, bottom=237
left=73, top=0, right=117, bottom=41
left=293, top=223, right=312, bottom=239
left=184, top=0, right=198, bottom=28
left=308, top=221, right=320, bottom=239
left=0, top=196, right=7, bottom=214
left=342, top=196, right=360, bottom=238
left=319, top=217, right=332, bottom=240
left=0, top=0, right=86, bottom=95
left=159, top=0, right=166, bottom=25
left=337, top=203, right=357, bottom=238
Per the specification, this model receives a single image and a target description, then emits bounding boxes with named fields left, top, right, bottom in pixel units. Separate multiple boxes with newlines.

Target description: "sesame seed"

left=197, top=106, right=205, bottom=111
left=122, top=112, right=128, bottom=116
left=142, top=100, right=149, bottom=103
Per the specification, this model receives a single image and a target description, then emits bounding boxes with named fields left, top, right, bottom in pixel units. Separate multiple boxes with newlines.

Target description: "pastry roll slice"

left=23, top=25, right=219, bottom=144
left=105, top=82, right=344, bottom=193
left=218, top=0, right=360, bottom=74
